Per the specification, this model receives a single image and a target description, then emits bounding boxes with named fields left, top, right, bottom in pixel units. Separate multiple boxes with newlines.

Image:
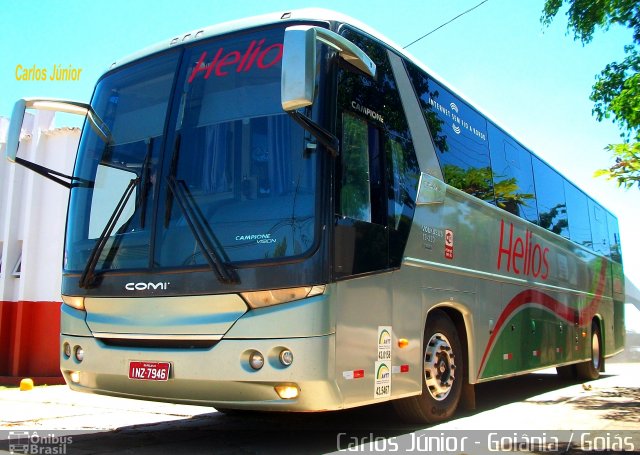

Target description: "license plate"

left=128, top=361, right=171, bottom=381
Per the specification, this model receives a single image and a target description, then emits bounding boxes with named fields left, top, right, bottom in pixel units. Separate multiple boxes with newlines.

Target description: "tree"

left=541, top=0, right=640, bottom=189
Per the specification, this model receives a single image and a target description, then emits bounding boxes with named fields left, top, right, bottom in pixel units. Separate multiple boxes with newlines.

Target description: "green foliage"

left=443, top=165, right=494, bottom=200
left=443, top=165, right=537, bottom=213
left=493, top=177, right=535, bottom=212
left=590, top=47, right=640, bottom=134
left=541, top=0, right=640, bottom=45
left=594, top=141, right=640, bottom=188
left=538, top=203, right=569, bottom=234
left=542, top=0, right=640, bottom=189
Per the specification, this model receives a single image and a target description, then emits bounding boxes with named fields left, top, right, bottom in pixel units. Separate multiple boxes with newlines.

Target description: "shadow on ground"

left=531, top=386, right=640, bottom=423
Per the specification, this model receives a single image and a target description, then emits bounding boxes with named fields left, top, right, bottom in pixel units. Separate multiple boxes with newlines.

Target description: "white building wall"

left=0, top=113, right=79, bottom=303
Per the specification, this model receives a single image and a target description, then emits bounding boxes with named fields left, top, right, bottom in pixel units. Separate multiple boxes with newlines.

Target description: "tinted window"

left=607, top=213, right=623, bottom=263
left=406, top=63, right=493, bottom=202
left=161, top=28, right=317, bottom=265
left=564, top=182, right=592, bottom=248
left=588, top=199, right=610, bottom=256
left=66, top=51, right=180, bottom=272
left=488, top=123, right=538, bottom=222
left=340, top=112, right=374, bottom=222
left=337, top=28, right=419, bottom=229
left=532, top=156, right=569, bottom=238
left=336, top=27, right=420, bottom=268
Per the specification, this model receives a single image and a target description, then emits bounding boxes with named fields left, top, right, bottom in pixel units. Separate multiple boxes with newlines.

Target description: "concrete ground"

left=0, top=363, right=638, bottom=454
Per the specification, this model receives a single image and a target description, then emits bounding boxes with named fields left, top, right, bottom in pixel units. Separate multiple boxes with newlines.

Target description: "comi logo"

left=378, top=329, right=392, bottom=346
left=376, top=363, right=390, bottom=380
left=125, top=282, right=170, bottom=291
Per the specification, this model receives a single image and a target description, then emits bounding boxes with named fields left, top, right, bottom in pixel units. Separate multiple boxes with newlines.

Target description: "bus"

left=5, top=8, right=625, bottom=423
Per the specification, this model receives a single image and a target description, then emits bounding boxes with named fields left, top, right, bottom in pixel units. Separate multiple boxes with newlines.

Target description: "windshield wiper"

left=166, top=176, right=239, bottom=284
left=13, top=157, right=94, bottom=189
left=287, top=110, right=339, bottom=156
left=136, top=138, right=153, bottom=229
left=79, top=177, right=139, bottom=288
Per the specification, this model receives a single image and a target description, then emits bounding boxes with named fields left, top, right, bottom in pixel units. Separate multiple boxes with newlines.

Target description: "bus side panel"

left=334, top=273, right=394, bottom=407
left=403, top=183, right=615, bottom=382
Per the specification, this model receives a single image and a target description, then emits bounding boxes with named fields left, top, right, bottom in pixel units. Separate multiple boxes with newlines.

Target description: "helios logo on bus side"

left=496, top=220, right=550, bottom=280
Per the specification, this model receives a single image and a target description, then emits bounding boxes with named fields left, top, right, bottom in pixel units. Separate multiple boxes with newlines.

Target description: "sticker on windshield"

left=234, top=233, right=276, bottom=244
left=188, top=39, right=283, bottom=83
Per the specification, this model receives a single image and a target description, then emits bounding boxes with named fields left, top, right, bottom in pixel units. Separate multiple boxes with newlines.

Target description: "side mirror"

left=6, top=98, right=111, bottom=163
left=281, top=25, right=377, bottom=111
left=5, top=98, right=105, bottom=188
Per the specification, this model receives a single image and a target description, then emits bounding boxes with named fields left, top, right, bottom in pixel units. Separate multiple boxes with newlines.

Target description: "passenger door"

left=334, top=110, right=389, bottom=276
left=333, top=27, right=419, bottom=279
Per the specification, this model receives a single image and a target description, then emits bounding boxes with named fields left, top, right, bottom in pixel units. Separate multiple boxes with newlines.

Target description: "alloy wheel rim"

left=424, top=332, right=456, bottom=401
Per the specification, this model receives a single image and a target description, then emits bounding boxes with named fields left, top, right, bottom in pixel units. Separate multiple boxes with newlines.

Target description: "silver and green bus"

left=6, top=9, right=625, bottom=423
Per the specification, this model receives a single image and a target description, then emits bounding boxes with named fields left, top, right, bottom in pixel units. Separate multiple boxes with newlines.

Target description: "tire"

left=393, top=310, right=463, bottom=424
left=575, top=321, right=602, bottom=381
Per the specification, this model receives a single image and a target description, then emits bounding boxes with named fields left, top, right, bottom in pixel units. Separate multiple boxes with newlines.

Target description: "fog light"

left=274, top=384, right=299, bottom=399
left=74, top=346, right=84, bottom=362
left=63, top=342, right=71, bottom=358
left=279, top=349, right=294, bottom=366
left=249, top=351, right=264, bottom=370
left=69, top=371, right=80, bottom=383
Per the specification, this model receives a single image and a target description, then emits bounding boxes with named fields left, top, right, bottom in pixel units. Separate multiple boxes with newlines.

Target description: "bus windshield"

left=65, top=27, right=318, bottom=275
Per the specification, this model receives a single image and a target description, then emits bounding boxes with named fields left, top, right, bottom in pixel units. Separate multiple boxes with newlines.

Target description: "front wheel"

left=393, top=310, right=463, bottom=423
left=576, top=321, right=602, bottom=380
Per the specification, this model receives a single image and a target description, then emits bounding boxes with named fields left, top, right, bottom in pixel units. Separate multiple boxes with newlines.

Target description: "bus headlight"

left=241, top=285, right=325, bottom=309
left=62, top=295, right=85, bottom=311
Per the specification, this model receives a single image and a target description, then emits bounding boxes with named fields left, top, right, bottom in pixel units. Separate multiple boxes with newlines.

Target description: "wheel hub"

left=424, top=332, right=456, bottom=401
left=592, top=331, right=601, bottom=370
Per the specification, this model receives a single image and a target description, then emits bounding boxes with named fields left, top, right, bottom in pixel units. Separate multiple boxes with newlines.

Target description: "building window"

left=12, top=255, right=21, bottom=278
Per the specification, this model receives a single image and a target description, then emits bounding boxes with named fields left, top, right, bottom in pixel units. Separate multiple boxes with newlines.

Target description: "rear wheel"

left=393, top=310, right=463, bottom=423
left=576, top=321, right=602, bottom=380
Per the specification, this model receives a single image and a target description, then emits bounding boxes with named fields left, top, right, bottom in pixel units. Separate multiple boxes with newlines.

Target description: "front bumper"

left=60, top=333, right=341, bottom=411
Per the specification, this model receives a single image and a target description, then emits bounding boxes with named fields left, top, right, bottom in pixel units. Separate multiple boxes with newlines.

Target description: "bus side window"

left=340, top=113, right=372, bottom=222
left=532, top=156, right=569, bottom=239
left=488, top=123, right=538, bottom=223
left=564, top=181, right=593, bottom=248
left=404, top=62, right=494, bottom=203
left=588, top=199, right=610, bottom=257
